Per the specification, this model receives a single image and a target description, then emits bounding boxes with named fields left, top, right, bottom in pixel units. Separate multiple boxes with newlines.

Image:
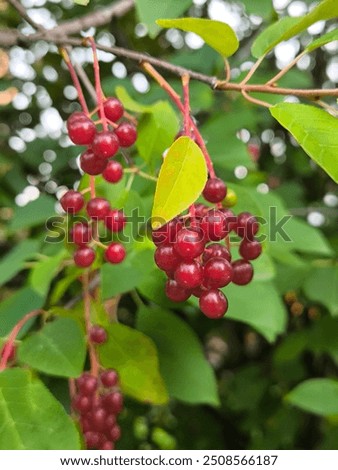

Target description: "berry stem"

left=82, top=271, right=100, bottom=377
left=182, top=73, right=191, bottom=137
left=89, top=176, right=96, bottom=199
left=59, top=47, right=89, bottom=114
left=87, top=37, right=108, bottom=132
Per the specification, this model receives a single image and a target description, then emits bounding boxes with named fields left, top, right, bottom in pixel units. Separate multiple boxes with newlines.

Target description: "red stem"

left=82, top=271, right=100, bottom=377
left=182, top=74, right=191, bottom=137
left=87, top=37, right=108, bottom=132
left=60, top=48, right=89, bottom=114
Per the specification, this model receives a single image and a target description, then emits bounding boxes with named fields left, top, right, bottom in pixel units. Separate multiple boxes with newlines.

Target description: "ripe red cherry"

left=174, top=228, right=205, bottom=259
left=89, top=325, right=108, bottom=344
left=165, top=279, right=191, bottom=302
left=77, top=373, right=98, bottom=395
left=175, top=260, right=203, bottom=289
left=67, top=111, right=87, bottom=124
left=70, top=222, right=92, bottom=245
left=191, top=286, right=206, bottom=298
left=110, top=425, right=121, bottom=442
left=104, top=209, right=126, bottom=232
left=91, top=408, right=107, bottom=432
left=235, top=212, right=259, bottom=239
left=203, top=257, right=233, bottom=288
left=92, top=131, right=120, bottom=159
left=73, top=247, right=95, bottom=267
left=67, top=114, right=96, bottom=145
left=200, top=210, right=226, bottom=241
left=202, top=243, right=231, bottom=263
left=154, top=245, right=182, bottom=272
left=152, top=218, right=183, bottom=246
left=203, top=177, right=227, bottom=203
left=72, top=395, right=92, bottom=413
left=199, top=289, right=228, bottom=319
left=232, top=259, right=254, bottom=285
left=80, top=149, right=107, bottom=175
left=103, top=392, right=123, bottom=414
left=105, top=243, right=126, bottom=264
left=194, top=203, right=209, bottom=219
left=87, top=197, right=110, bottom=220
left=102, top=161, right=123, bottom=183
left=220, top=208, right=237, bottom=232
left=103, top=97, right=124, bottom=122
left=100, top=369, right=119, bottom=388
left=239, top=239, right=262, bottom=260
left=60, top=190, right=84, bottom=214
left=115, top=122, right=137, bottom=147
left=84, top=431, right=102, bottom=450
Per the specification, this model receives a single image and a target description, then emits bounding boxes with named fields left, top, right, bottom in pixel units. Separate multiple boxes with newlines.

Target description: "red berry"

left=199, top=289, right=228, bottom=319
left=103, top=392, right=123, bottom=414
left=74, top=247, right=95, bottom=267
left=103, top=161, right=123, bottom=183
left=70, top=222, right=92, bottom=246
left=239, top=239, right=262, bottom=260
left=105, top=243, right=126, bottom=264
left=154, top=245, right=181, bottom=272
left=110, top=425, right=121, bottom=442
left=103, top=97, right=124, bottom=122
left=67, top=114, right=96, bottom=145
left=115, top=122, right=137, bottom=147
left=60, top=190, right=84, bottom=214
left=174, top=228, right=205, bottom=259
left=87, top=197, right=110, bottom=220
left=100, top=441, right=115, bottom=450
left=200, top=209, right=227, bottom=241
left=235, top=212, right=259, bottom=239
left=202, top=243, right=231, bottom=263
left=194, top=203, right=209, bottom=219
left=104, top=209, right=126, bottom=233
left=220, top=208, right=237, bottom=232
left=152, top=218, right=183, bottom=246
left=232, top=259, right=254, bottom=285
left=80, top=149, right=107, bottom=175
left=92, top=408, right=107, bottom=432
left=84, top=431, right=102, bottom=450
left=204, top=257, right=233, bottom=288
left=203, top=178, right=227, bottom=203
left=165, top=279, right=191, bottom=302
left=77, top=373, right=98, bottom=395
left=92, top=131, right=120, bottom=159
left=67, top=111, right=87, bottom=124
left=89, top=325, right=108, bottom=344
left=105, top=414, right=117, bottom=431
left=72, top=395, right=92, bottom=413
left=191, top=286, right=206, bottom=298
left=100, top=369, right=119, bottom=388
left=175, top=260, right=203, bottom=289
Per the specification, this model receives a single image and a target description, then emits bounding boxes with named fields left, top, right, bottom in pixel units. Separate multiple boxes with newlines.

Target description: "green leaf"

left=270, top=103, right=338, bottom=183
left=303, top=266, right=338, bottom=316
left=98, top=323, right=168, bottom=405
left=0, top=240, right=40, bottom=287
left=115, top=86, right=152, bottom=113
left=285, top=217, right=333, bottom=257
left=137, top=306, right=220, bottom=406
left=240, top=0, right=274, bottom=19
left=252, top=0, right=338, bottom=57
left=157, top=18, right=239, bottom=58
left=9, top=195, right=56, bottom=231
left=18, top=318, right=86, bottom=378
left=29, top=249, right=67, bottom=297
left=152, top=136, right=207, bottom=228
left=306, top=28, right=338, bottom=53
left=286, top=379, right=338, bottom=417
left=0, top=368, right=80, bottom=449
left=74, top=0, right=89, bottom=5
left=135, top=0, right=192, bottom=38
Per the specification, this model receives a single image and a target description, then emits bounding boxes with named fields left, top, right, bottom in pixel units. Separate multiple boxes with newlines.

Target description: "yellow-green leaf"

left=157, top=18, right=238, bottom=58
left=151, top=136, right=207, bottom=229
left=306, top=28, right=338, bottom=53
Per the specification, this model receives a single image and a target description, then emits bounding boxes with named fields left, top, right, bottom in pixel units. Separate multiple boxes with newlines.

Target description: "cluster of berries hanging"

left=60, top=97, right=137, bottom=268
left=153, top=176, right=262, bottom=319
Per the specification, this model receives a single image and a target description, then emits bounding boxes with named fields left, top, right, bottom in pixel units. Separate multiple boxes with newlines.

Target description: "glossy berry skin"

left=152, top=218, right=183, bottom=246
left=194, top=203, right=209, bottom=219
left=87, top=197, right=110, bottom=220
left=105, top=243, right=126, bottom=264
left=72, top=395, right=92, bottom=413
left=115, top=122, right=137, bottom=147
left=103, top=392, right=123, bottom=414
left=67, top=115, right=96, bottom=145
left=199, top=289, right=228, bottom=319
left=77, top=373, right=98, bottom=395
left=80, top=149, right=107, bottom=175
left=200, top=210, right=227, bottom=241
left=104, top=209, right=126, bottom=233
left=191, top=286, right=205, bottom=298
left=203, top=257, right=233, bottom=288
left=174, top=260, right=203, bottom=289
left=102, top=161, right=123, bottom=183
left=92, top=131, right=119, bottom=159
left=154, top=245, right=181, bottom=272
left=220, top=208, right=237, bottom=232
left=60, top=190, right=84, bottom=214
left=165, top=279, right=191, bottom=302
left=67, top=111, right=87, bottom=124
left=203, top=178, right=227, bottom=203
left=70, top=222, right=92, bottom=246
left=232, top=259, right=254, bottom=285
left=85, top=431, right=102, bottom=450
left=202, top=243, right=231, bottom=263
left=101, top=370, right=119, bottom=388
left=92, top=408, right=107, bottom=432
left=235, top=212, right=259, bottom=240
left=89, top=325, right=108, bottom=344
left=239, top=239, right=262, bottom=260
left=174, top=228, right=205, bottom=259
left=74, top=247, right=95, bottom=267
left=103, top=97, right=124, bottom=122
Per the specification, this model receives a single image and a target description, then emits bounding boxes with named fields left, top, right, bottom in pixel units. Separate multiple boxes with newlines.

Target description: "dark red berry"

left=199, top=289, right=228, bottom=319
left=100, top=441, right=115, bottom=450
left=191, top=286, right=205, bottom=298
left=84, top=431, right=102, bottom=450
left=67, top=114, right=96, bottom=145
left=202, top=243, right=231, bottom=263
left=92, top=408, right=107, bottom=432
left=220, top=208, right=237, bottom=232
left=87, top=197, right=110, bottom=220
left=103, top=97, right=124, bottom=122
left=232, top=259, right=254, bottom=285
left=239, top=239, right=262, bottom=260
left=102, top=161, right=123, bottom=183
left=152, top=218, right=183, bottom=246
left=60, top=190, right=84, bottom=214
left=104, top=210, right=126, bottom=233
left=200, top=209, right=227, bottom=241
left=67, top=111, right=87, bottom=124
left=165, top=279, right=191, bottom=302
left=194, top=203, right=209, bottom=219
left=92, top=131, right=120, bottom=159
left=103, top=392, right=123, bottom=414
left=73, top=247, right=95, bottom=267
left=72, top=395, right=92, bottom=413
left=235, top=212, right=259, bottom=239
left=70, top=222, right=92, bottom=245
left=105, top=414, right=117, bottom=431
left=100, top=369, right=119, bottom=388
left=110, top=425, right=121, bottom=442
left=154, top=245, right=181, bottom=272
left=77, top=373, right=98, bottom=395
left=174, top=228, right=205, bottom=259
left=80, top=149, right=107, bottom=175
left=204, top=257, right=233, bottom=288
left=203, top=178, right=227, bottom=203
left=175, top=260, right=203, bottom=289
left=89, top=325, right=108, bottom=344
left=105, top=243, right=126, bottom=264
left=115, top=122, right=137, bottom=147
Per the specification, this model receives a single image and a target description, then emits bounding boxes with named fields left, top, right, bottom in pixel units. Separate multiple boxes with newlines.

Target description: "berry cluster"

left=153, top=177, right=262, bottom=319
